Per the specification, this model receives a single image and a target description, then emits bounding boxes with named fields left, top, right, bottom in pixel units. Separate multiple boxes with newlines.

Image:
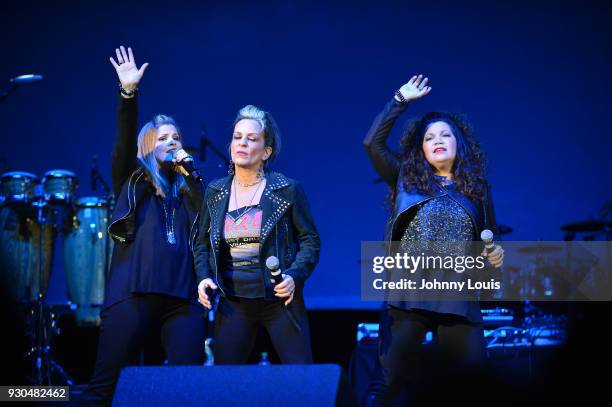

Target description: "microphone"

left=480, top=229, right=495, bottom=254
left=174, top=149, right=203, bottom=182
left=9, top=74, right=44, bottom=84
left=265, top=256, right=284, bottom=285
left=266, top=255, right=301, bottom=331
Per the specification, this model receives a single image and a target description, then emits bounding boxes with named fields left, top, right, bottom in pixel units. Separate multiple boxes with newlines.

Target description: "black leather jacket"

left=193, top=172, right=321, bottom=300
left=107, top=96, right=203, bottom=248
left=363, top=97, right=498, bottom=242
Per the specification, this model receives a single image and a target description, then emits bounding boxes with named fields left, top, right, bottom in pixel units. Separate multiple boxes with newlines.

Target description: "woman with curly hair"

left=364, top=74, right=504, bottom=406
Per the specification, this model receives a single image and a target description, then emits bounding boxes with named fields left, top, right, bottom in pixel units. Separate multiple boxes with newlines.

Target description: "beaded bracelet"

left=119, top=83, right=137, bottom=97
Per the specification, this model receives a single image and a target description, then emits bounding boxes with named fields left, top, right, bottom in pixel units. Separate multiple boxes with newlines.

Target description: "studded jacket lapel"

left=206, top=176, right=231, bottom=254
left=259, top=172, right=292, bottom=244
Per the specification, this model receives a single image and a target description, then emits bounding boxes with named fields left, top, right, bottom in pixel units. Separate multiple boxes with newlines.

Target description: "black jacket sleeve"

left=284, top=183, right=321, bottom=284
left=193, top=187, right=213, bottom=283
left=184, top=176, right=205, bottom=211
left=363, top=98, right=409, bottom=187
left=111, top=95, right=139, bottom=196
left=480, top=185, right=503, bottom=301
left=484, top=185, right=499, bottom=239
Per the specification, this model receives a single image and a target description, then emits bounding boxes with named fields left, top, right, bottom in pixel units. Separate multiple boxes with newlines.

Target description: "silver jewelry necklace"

left=162, top=201, right=176, bottom=244
left=232, top=177, right=264, bottom=226
left=162, top=183, right=177, bottom=245
left=235, top=176, right=263, bottom=188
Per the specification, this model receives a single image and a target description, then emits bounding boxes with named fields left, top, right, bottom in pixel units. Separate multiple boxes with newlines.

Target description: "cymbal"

left=517, top=244, right=563, bottom=254
left=497, top=224, right=513, bottom=235
left=561, top=220, right=612, bottom=233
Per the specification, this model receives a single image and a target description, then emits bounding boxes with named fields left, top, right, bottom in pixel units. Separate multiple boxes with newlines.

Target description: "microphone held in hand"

left=266, top=256, right=301, bottom=331
left=480, top=229, right=495, bottom=254
left=173, top=149, right=203, bottom=182
left=265, top=256, right=284, bottom=285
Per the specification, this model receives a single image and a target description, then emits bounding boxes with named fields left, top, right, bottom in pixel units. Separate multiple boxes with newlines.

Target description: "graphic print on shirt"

left=224, top=205, right=263, bottom=268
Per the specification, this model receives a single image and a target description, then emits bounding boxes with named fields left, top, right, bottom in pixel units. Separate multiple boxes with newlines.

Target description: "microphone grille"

left=265, top=256, right=280, bottom=270
left=480, top=229, right=494, bottom=242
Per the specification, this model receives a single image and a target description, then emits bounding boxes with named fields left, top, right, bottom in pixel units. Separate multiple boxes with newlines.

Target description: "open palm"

left=398, top=74, right=431, bottom=102
left=109, top=46, right=149, bottom=87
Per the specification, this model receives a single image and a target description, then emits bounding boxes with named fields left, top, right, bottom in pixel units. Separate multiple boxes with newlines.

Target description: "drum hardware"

left=516, top=243, right=563, bottom=254
left=560, top=219, right=612, bottom=234
left=497, top=224, right=513, bottom=236
left=1, top=74, right=43, bottom=103
left=561, top=202, right=612, bottom=241
left=1, top=168, right=81, bottom=385
left=90, top=154, right=113, bottom=197
left=30, top=197, right=73, bottom=385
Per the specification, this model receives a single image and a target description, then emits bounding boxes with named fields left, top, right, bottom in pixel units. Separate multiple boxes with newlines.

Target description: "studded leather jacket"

left=193, top=172, right=321, bottom=300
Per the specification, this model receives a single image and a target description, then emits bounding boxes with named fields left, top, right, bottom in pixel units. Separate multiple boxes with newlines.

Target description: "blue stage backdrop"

left=2, top=0, right=611, bottom=309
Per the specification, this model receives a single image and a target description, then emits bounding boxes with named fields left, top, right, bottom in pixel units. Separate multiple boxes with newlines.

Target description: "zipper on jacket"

left=108, top=170, right=143, bottom=242
left=189, top=212, right=199, bottom=251
left=210, top=233, right=226, bottom=296
left=206, top=198, right=226, bottom=296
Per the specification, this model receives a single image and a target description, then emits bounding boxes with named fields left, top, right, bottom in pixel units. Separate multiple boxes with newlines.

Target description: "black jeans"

left=83, top=294, right=205, bottom=407
left=214, top=296, right=312, bottom=364
left=371, top=306, right=486, bottom=406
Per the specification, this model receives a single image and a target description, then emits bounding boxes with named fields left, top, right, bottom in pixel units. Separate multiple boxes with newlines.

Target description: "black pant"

left=83, top=294, right=205, bottom=407
left=214, top=296, right=312, bottom=364
left=372, top=306, right=486, bottom=406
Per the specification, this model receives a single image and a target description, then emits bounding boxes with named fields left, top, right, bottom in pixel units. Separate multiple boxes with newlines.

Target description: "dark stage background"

left=1, top=0, right=611, bottom=309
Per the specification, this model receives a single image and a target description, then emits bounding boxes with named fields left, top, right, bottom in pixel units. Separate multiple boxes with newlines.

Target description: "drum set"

left=494, top=218, right=611, bottom=301
left=0, top=169, right=114, bottom=384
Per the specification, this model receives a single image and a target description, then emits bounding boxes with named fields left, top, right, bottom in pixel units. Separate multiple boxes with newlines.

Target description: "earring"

left=228, top=159, right=235, bottom=176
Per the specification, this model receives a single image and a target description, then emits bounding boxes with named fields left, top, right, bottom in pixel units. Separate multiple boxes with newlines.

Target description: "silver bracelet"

left=394, top=90, right=407, bottom=103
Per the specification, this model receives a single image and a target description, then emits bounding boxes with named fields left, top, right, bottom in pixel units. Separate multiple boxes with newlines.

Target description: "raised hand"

left=397, top=74, right=432, bottom=102
left=109, top=45, right=149, bottom=89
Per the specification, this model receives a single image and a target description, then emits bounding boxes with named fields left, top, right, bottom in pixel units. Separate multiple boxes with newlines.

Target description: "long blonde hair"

left=137, top=114, right=187, bottom=198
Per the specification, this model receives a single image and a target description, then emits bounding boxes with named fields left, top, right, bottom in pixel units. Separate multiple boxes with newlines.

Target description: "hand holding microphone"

left=172, top=149, right=203, bottom=182
left=480, top=229, right=504, bottom=268
left=198, top=278, right=218, bottom=309
left=266, top=256, right=295, bottom=305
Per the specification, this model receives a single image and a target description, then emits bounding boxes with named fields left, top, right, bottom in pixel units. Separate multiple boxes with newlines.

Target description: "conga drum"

left=42, top=170, right=77, bottom=205
left=63, top=197, right=113, bottom=326
left=0, top=171, right=38, bottom=205
left=0, top=202, right=55, bottom=303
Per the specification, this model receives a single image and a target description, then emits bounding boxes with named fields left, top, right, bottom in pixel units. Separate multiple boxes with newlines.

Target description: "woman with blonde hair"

left=84, top=46, right=205, bottom=406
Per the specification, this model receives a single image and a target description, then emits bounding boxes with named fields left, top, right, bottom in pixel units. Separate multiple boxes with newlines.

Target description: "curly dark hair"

left=391, top=111, right=488, bottom=205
